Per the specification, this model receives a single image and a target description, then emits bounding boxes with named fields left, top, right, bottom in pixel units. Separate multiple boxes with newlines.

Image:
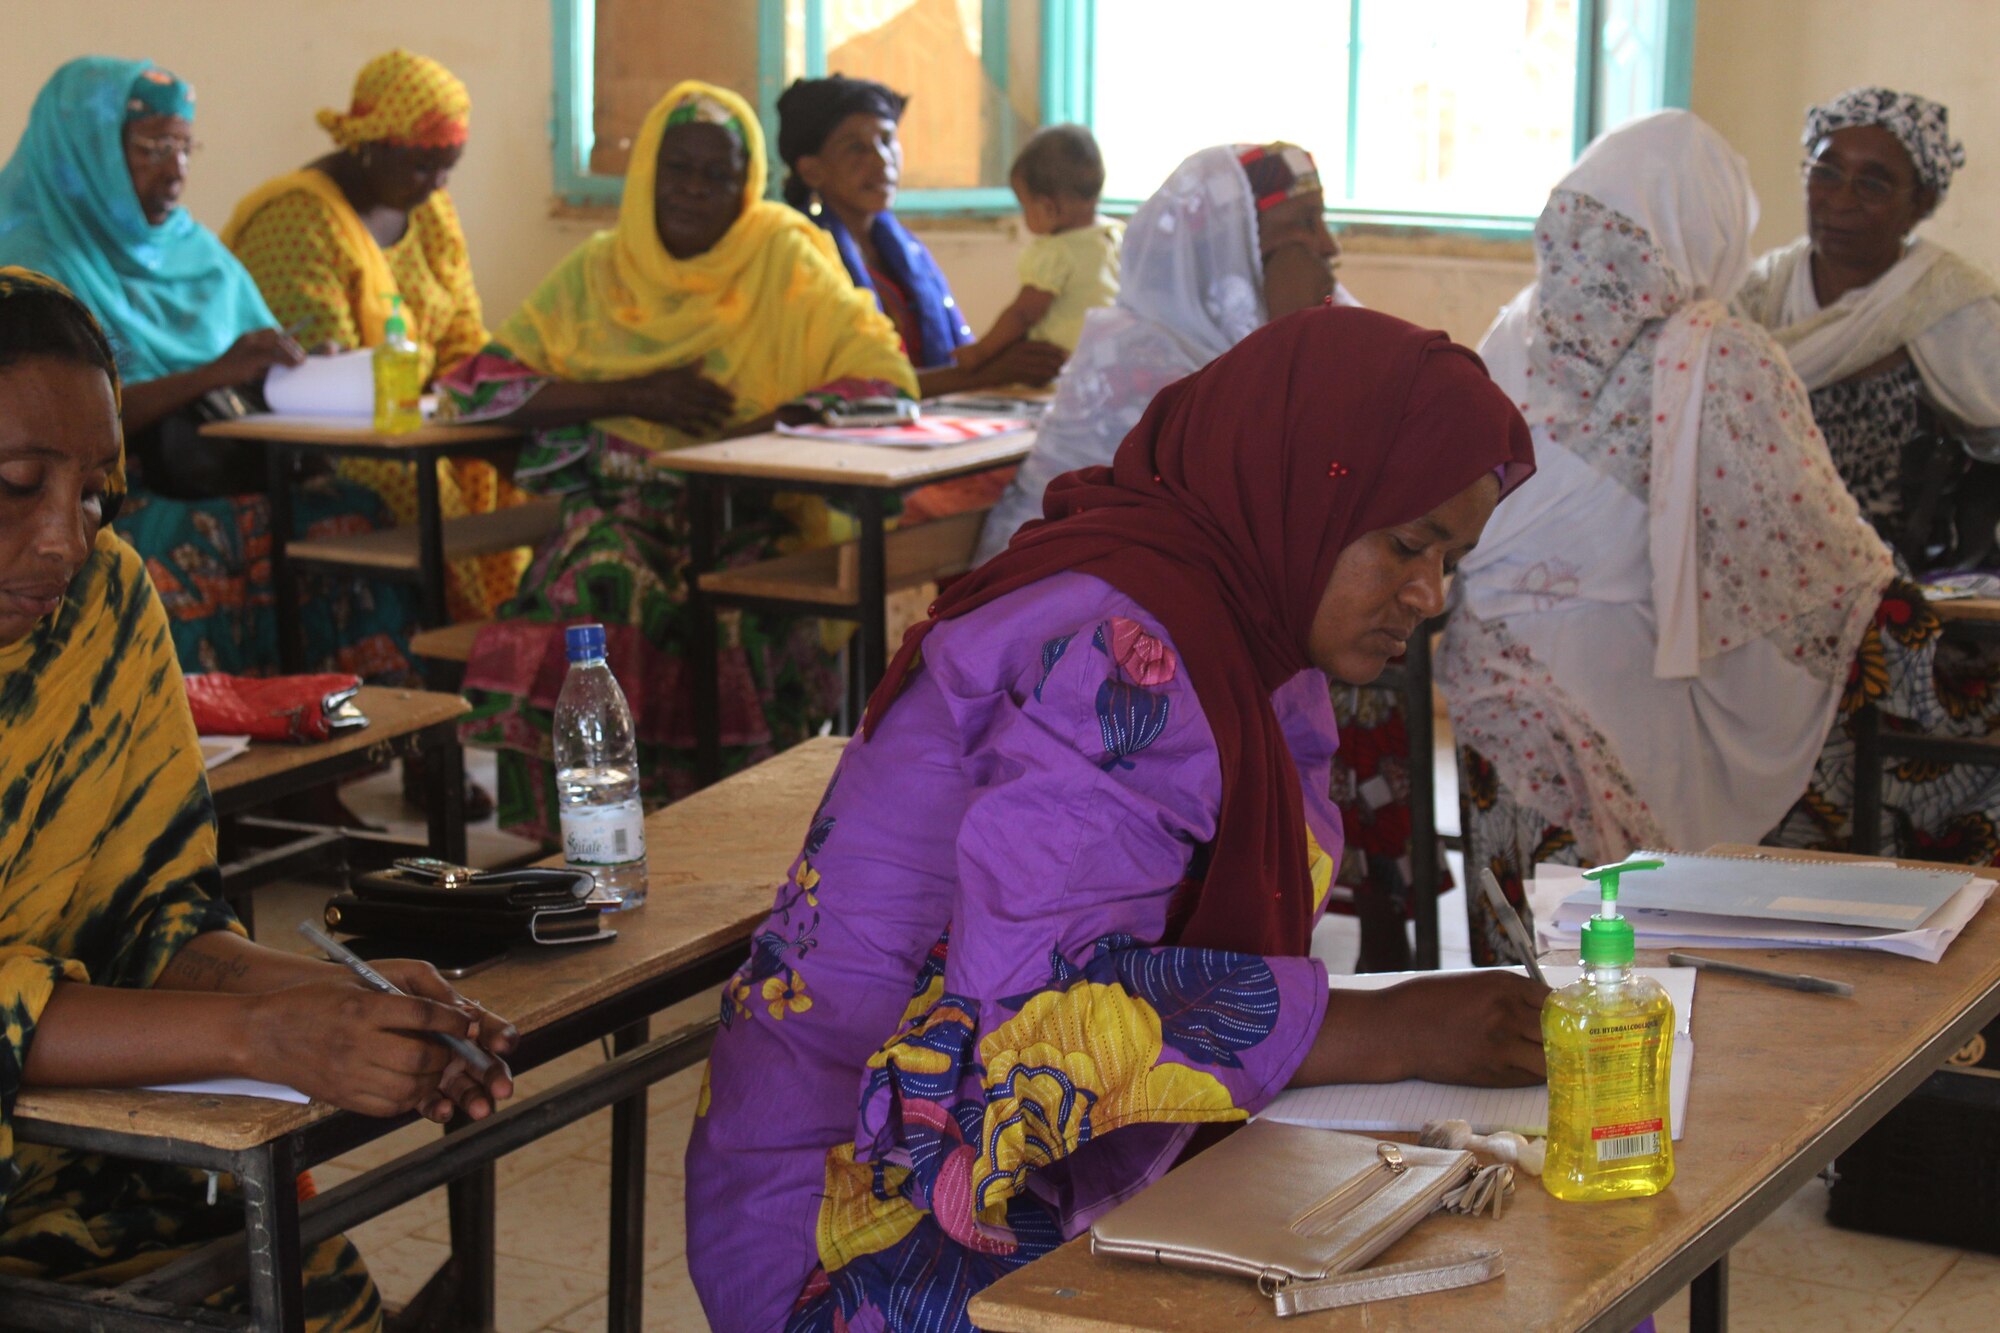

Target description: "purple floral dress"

left=685, top=571, right=1341, bottom=1331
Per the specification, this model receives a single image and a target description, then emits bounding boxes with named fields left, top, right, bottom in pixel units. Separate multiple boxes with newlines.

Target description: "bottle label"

left=1591, top=1118, right=1663, bottom=1161
left=561, top=798, right=647, bottom=866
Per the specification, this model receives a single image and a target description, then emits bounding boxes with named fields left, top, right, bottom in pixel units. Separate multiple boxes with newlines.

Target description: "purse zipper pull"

left=1377, top=1142, right=1407, bottom=1174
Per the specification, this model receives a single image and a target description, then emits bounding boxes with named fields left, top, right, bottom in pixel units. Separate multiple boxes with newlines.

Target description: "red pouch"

left=184, top=673, right=367, bottom=743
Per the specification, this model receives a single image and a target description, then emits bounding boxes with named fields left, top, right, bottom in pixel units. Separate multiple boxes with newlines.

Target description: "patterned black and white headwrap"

left=1804, top=86, right=1966, bottom=199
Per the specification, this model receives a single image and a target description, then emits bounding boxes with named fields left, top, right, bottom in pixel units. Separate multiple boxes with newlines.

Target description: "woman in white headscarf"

left=1738, top=88, right=2000, bottom=566
left=976, top=143, right=1464, bottom=969
left=975, top=142, right=1348, bottom=563
left=1440, top=110, right=1905, bottom=963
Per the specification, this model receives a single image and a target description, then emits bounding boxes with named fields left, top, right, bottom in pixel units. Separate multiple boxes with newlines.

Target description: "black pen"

left=298, top=922, right=496, bottom=1074
left=1666, top=951, right=1854, bottom=997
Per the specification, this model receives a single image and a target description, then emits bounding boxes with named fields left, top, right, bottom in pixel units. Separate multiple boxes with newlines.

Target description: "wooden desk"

left=200, top=415, right=535, bottom=672
left=207, top=687, right=471, bottom=918
left=653, top=426, right=1034, bottom=783
left=6, top=736, right=841, bottom=1333
left=970, top=846, right=2000, bottom=1333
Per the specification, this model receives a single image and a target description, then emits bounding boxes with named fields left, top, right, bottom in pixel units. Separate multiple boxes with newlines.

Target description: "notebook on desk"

left=1257, top=965, right=1694, bottom=1139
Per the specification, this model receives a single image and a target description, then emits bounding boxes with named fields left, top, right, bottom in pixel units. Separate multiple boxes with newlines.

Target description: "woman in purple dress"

left=685, top=305, right=1541, bottom=1331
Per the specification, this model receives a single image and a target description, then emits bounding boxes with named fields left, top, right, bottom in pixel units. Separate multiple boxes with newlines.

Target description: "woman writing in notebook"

left=0, top=268, right=516, bottom=1330
left=685, top=304, right=1545, bottom=1330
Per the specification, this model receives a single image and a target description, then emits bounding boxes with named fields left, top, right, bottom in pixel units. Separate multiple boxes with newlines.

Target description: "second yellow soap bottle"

left=1543, top=855, right=1676, bottom=1202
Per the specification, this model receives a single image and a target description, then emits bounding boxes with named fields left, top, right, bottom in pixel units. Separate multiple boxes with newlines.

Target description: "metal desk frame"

left=3, top=944, right=741, bottom=1333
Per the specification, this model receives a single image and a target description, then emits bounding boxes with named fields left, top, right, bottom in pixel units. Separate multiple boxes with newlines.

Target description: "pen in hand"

left=297, top=921, right=496, bottom=1075
left=1479, top=867, right=1549, bottom=988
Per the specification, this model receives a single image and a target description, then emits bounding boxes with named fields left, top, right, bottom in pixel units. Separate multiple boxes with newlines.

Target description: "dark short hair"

left=775, top=75, right=909, bottom=211
left=1011, top=124, right=1105, bottom=202
left=0, top=281, right=120, bottom=387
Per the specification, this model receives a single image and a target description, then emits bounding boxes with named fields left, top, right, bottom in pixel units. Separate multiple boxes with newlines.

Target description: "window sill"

left=545, top=193, right=1535, bottom=265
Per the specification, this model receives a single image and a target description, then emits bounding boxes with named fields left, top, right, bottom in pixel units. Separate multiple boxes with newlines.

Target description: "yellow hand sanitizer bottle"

left=372, top=293, right=423, bottom=434
left=1543, top=855, right=1676, bottom=1202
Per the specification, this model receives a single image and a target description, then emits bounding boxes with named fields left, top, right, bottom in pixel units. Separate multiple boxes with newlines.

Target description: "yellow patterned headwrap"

left=316, top=49, right=470, bottom=150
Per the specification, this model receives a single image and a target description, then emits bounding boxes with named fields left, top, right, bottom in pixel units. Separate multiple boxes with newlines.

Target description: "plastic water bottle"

left=554, top=623, right=648, bottom=909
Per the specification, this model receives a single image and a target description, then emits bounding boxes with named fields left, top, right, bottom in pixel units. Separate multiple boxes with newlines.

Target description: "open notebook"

left=1258, top=965, right=1694, bottom=1139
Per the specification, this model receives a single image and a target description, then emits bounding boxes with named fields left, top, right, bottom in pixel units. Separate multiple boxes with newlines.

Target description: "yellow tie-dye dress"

left=0, top=529, right=380, bottom=1330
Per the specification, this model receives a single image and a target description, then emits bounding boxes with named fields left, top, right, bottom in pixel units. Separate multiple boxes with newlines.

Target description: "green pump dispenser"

left=1577, top=855, right=1664, bottom=967
left=1543, top=853, right=1676, bottom=1201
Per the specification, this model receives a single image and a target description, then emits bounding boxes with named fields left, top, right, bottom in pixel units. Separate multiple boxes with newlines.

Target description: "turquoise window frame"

left=549, top=0, right=1692, bottom=231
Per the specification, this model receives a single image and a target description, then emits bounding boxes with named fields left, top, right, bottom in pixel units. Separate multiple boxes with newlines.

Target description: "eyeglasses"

left=127, top=135, right=200, bottom=165
left=1800, top=159, right=1909, bottom=204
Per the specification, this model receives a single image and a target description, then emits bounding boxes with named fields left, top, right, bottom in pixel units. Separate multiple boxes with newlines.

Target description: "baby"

left=957, top=124, right=1122, bottom=371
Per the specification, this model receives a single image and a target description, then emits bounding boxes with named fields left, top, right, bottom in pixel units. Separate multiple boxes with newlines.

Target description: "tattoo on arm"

left=159, top=935, right=255, bottom=992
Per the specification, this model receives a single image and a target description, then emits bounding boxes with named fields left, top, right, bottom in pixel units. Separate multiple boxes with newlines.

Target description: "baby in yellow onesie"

left=957, top=124, right=1122, bottom=368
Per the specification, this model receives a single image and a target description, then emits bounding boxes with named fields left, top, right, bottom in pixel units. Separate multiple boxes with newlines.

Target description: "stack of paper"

left=774, top=415, right=1032, bottom=448
left=1533, top=852, right=1991, bottom=964
left=1258, top=965, right=1693, bottom=1138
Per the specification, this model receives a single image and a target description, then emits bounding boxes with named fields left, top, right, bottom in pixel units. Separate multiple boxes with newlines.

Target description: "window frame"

left=549, top=0, right=1694, bottom=234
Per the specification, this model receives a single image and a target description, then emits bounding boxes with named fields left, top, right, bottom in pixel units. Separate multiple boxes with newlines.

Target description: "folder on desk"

left=1257, top=966, right=1693, bottom=1139
left=1532, top=852, right=1992, bottom=963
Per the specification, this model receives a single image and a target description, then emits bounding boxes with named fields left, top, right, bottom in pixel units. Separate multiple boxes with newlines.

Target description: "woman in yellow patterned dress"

left=222, top=49, right=524, bottom=625
left=0, top=269, right=518, bottom=1328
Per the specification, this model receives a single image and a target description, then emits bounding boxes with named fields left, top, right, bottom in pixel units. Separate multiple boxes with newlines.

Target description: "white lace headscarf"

left=974, top=146, right=1271, bottom=564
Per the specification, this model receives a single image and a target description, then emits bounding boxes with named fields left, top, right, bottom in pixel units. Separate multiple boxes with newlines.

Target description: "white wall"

left=1690, top=0, right=2000, bottom=275
left=2, top=2, right=1983, bottom=349
left=0, top=0, right=597, bottom=321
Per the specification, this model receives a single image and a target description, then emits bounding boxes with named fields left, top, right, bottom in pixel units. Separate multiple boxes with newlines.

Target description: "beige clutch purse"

left=1089, top=1121, right=1507, bottom=1317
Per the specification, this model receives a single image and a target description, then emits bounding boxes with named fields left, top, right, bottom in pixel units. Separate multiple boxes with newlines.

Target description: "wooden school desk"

left=970, top=845, right=2000, bottom=1333
left=3, top=736, right=843, bottom=1333
left=207, top=687, right=472, bottom=926
left=198, top=415, right=551, bottom=671
left=654, top=426, right=1034, bottom=783
left=1851, top=594, right=2000, bottom=855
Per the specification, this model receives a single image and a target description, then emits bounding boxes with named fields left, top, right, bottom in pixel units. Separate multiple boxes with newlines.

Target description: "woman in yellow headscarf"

left=0, top=268, right=517, bottom=1330
left=223, top=49, right=524, bottom=625
left=440, top=81, right=915, bottom=843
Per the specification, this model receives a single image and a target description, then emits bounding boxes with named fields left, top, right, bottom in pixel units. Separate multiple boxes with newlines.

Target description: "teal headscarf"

left=0, top=57, right=276, bottom=383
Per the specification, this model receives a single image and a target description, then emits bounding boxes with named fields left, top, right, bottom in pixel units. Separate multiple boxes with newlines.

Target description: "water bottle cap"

left=564, top=623, right=607, bottom=662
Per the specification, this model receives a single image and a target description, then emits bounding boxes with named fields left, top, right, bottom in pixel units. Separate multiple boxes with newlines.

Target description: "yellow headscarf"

left=494, top=80, right=915, bottom=451
left=316, top=49, right=470, bottom=149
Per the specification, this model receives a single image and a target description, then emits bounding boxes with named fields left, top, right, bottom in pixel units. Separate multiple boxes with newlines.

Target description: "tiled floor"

left=296, top=735, right=1996, bottom=1331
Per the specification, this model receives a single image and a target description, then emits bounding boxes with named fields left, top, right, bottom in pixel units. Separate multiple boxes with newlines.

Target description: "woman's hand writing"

left=1290, top=969, right=1548, bottom=1089
left=239, top=981, right=496, bottom=1120
left=366, top=958, right=518, bottom=1123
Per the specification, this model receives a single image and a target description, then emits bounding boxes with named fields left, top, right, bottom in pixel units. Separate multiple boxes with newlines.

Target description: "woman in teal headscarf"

left=0, top=57, right=414, bottom=679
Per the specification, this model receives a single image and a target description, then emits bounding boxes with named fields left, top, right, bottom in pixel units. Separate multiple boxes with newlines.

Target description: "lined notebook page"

left=1258, top=966, right=1692, bottom=1139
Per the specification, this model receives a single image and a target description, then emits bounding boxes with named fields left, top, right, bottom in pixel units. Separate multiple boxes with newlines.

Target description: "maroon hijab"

left=866, top=305, right=1535, bottom=957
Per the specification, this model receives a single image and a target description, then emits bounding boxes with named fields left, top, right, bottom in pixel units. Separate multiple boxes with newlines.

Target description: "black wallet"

left=325, top=858, right=616, bottom=948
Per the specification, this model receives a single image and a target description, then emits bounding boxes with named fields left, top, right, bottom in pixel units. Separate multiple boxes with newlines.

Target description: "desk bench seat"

left=286, top=498, right=562, bottom=576
left=697, top=508, right=986, bottom=611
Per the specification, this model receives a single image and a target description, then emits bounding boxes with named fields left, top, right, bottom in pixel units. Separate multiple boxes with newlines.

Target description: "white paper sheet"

left=143, top=1077, right=310, bottom=1103
left=263, top=349, right=376, bottom=417
left=1257, top=965, right=1692, bottom=1139
left=198, top=735, right=252, bottom=771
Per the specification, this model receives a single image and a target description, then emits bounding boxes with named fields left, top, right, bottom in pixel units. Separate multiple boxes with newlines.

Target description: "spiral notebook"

left=1557, top=850, right=1971, bottom=930
left=1534, top=852, right=1991, bottom=963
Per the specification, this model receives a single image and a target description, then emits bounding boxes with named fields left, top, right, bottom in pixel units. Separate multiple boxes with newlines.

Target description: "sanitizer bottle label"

left=561, top=798, right=647, bottom=866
